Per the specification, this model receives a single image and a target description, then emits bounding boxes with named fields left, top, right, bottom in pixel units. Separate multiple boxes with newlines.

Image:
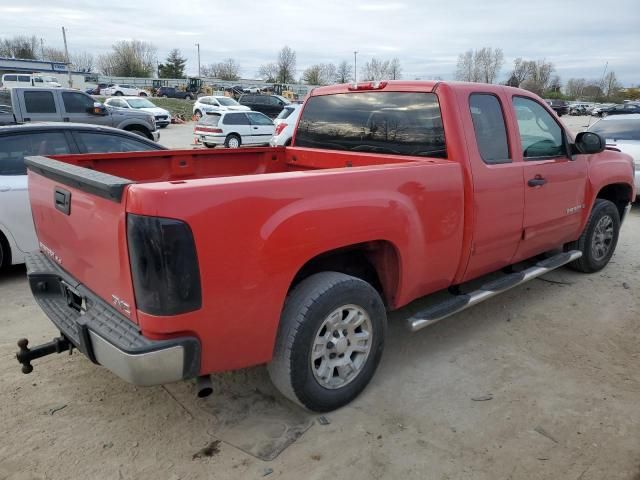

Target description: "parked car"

left=194, top=110, right=275, bottom=148
left=544, top=99, right=569, bottom=116
left=238, top=94, right=290, bottom=118
left=0, top=123, right=166, bottom=270
left=104, top=96, right=171, bottom=128
left=156, top=86, right=194, bottom=100
left=588, top=114, right=640, bottom=198
left=0, top=88, right=159, bottom=141
left=1, top=74, right=61, bottom=89
left=192, top=96, right=250, bottom=119
left=16, top=81, right=635, bottom=413
left=102, top=84, right=149, bottom=97
left=569, top=103, right=591, bottom=115
left=270, top=103, right=303, bottom=146
left=85, top=83, right=112, bottom=96
left=595, top=103, right=640, bottom=117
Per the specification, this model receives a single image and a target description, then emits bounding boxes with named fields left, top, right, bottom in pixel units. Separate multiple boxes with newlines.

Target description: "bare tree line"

left=0, top=35, right=94, bottom=72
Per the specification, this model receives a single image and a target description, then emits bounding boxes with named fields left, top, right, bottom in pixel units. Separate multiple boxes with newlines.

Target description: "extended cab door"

left=509, top=96, right=588, bottom=261
left=60, top=91, right=112, bottom=126
left=458, top=90, right=525, bottom=282
left=16, top=90, right=63, bottom=122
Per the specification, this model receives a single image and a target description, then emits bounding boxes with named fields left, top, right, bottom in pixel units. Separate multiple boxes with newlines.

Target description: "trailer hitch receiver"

left=16, top=337, right=72, bottom=374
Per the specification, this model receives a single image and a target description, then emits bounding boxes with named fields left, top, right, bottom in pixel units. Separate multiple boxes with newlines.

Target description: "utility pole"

left=195, top=43, right=201, bottom=77
left=353, top=51, right=358, bottom=83
left=40, top=38, right=44, bottom=60
left=61, top=27, right=72, bottom=88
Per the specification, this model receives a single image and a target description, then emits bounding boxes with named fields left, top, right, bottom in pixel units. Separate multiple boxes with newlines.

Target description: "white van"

left=1, top=74, right=62, bottom=89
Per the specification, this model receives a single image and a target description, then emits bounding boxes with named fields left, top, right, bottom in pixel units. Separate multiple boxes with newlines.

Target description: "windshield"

left=589, top=119, right=640, bottom=141
left=217, top=97, right=239, bottom=106
left=127, top=98, right=156, bottom=109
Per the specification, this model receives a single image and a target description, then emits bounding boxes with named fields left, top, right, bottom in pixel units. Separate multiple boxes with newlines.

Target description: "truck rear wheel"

left=268, top=272, right=387, bottom=412
left=567, top=199, right=620, bottom=273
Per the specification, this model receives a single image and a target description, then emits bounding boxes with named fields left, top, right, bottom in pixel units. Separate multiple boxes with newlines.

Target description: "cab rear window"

left=295, top=92, right=446, bottom=158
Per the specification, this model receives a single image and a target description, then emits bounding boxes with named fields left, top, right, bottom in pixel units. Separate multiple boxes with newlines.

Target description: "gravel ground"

left=1, top=114, right=638, bottom=480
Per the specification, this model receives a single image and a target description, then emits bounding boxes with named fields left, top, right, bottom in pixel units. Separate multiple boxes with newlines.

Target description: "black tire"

left=267, top=272, right=387, bottom=412
left=128, top=128, right=152, bottom=140
left=567, top=199, right=620, bottom=273
left=284, top=138, right=292, bottom=146
left=139, top=92, right=147, bottom=97
left=115, top=91, right=123, bottom=96
left=224, top=134, right=241, bottom=148
left=203, top=142, right=216, bottom=148
left=0, top=232, right=9, bottom=270
left=185, top=94, right=194, bottom=100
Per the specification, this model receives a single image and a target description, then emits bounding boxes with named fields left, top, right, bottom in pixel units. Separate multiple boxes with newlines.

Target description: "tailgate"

left=25, top=155, right=138, bottom=323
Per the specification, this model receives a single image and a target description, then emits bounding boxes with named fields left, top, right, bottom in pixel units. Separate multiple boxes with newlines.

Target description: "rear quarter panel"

left=126, top=161, right=465, bottom=373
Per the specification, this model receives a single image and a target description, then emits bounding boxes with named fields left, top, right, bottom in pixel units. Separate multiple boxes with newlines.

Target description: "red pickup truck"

left=17, top=81, right=635, bottom=412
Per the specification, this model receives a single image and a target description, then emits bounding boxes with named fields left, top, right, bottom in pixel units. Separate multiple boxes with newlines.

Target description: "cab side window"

left=62, top=92, right=94, bottom=113
left=469, top=94, right=510, bottom=164
left=512, top=97, right=565, bottom=159
left=24, top=91, right=57, bottom=113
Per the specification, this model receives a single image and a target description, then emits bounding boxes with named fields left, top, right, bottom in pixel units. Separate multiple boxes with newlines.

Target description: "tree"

left=72, top=51, right=94, bottom=72
left=602, top=71, right=621, bottom=100
left=201, top=58, right=241, bottom=80
left=565, top=78, right=587, bottom=99
left=41, top=46, right=67, bottom=62
left=388, top=57, right=402, bottom=80
left=455, top=47, right=503, bottom=83
left=336, top=60, right=352, bottom=83
left=302, top=63, right=337, bottom=85
left=362, top=58, right=391, bottom=81
left=506, top=57, right=531, bottom=87
left=257, top=62, right=278, bottom=82
left=158, top=49, right=186, bottom=79
left=97, top=40, right=156, bottom=77
left=277, top=46, right=297, bottom=83
left=520, top=59, right=555, bottom=96
left=0, top=35, right=39, bottom=59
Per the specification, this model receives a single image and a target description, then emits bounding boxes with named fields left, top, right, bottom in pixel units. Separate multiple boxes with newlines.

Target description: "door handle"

left=0, top=185, right=10, bottom=192
left=63, top=117, right=70, bottom=122
left=253, top=126, right=258, bottom=129
left=528, top=176, right=547, bottom=187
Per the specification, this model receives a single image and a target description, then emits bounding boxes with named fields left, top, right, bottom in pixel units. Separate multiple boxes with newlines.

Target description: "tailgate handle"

left=54, top=187, right=71, bottom=215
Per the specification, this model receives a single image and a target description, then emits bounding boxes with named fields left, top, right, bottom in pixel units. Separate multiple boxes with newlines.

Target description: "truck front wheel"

left=567, top=199, right=621, bottom=273
left=268, top=272, right=387, bottom=412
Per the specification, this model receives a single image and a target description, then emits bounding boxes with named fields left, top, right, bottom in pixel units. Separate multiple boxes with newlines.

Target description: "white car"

left=270, top=103, right=303, bottom=146
left=102, top=84, right=149, bottom=97
left=104, top=96, right=171, bottom=128
left=194, top=111, right=274, bottom=148
left=588, top=114, right=640, bottom=199
left=193, top=96, right=250, bottom=119
left=0, top=123, right=166, bottom=270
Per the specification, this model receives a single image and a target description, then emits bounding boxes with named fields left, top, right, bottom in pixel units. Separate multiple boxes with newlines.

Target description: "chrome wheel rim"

left=228, top=137, right=240, bottom=148
left=311, top=304, right=373, bottom=390
left=592, top=215, right=614, bottom=261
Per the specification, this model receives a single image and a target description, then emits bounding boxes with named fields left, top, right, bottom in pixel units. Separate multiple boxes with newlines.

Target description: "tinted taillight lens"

left=275, top=123, right=287, bottom=135
left=127, top=214, right=201, bottom=315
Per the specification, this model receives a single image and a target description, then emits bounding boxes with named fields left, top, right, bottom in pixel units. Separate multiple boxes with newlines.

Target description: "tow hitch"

left=16, top=337, right=72, bottom=374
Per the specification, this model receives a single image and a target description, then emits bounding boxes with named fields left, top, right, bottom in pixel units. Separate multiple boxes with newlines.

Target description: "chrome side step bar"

left=407, top=250, right=582, bottom=332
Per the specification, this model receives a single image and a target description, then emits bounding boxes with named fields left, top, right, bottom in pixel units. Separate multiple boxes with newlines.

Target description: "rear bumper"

left=25, top=252, right=200, bottom=386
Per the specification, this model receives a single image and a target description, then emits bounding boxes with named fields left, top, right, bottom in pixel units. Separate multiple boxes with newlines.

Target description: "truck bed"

left=35, top=147, right=434, bottom=187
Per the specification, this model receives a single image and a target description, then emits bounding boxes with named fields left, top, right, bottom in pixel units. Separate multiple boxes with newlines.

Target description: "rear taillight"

left=127, top=214, right=201, bottom=316
left=195, top=126, right=223, bottom=133
left=275, top=123, right=287, bottom=135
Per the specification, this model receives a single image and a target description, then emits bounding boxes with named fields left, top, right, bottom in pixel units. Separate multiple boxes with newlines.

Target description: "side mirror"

left=574, top=131, right=605, bottom=154
left=89, top=102, right=108, bottom=116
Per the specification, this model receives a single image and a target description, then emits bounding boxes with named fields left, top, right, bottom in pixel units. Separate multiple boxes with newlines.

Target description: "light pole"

left=353, top=51, right=358, bottom=83
left=195, top=43, right=201, bottom=77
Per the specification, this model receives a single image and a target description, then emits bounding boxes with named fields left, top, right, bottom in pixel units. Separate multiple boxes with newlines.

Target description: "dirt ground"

left=1, top=116, right=638, bottom=479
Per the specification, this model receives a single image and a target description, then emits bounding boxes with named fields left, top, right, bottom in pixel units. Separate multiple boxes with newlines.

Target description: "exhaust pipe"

left=196, top=375, right=213, bottom=398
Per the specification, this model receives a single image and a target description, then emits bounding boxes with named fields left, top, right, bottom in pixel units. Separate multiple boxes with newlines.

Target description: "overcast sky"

left=1, top=0, right=639, bottom=85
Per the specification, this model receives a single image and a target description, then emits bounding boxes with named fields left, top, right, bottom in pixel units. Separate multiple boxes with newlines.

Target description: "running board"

left=407, top=250, right=582, bottom=332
